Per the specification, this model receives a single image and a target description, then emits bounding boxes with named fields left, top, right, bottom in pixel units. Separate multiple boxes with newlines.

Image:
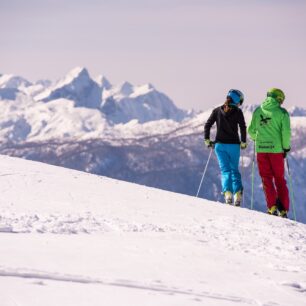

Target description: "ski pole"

left=241, top=152, right=245, bottom=207
left=250, top=141, right=256, bottom=210
left=196, top=148, right=213, bottom=197
left=286, top=157, right=296, bottom=221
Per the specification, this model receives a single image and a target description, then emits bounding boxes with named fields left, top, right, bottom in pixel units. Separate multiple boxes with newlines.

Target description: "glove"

left=240, top=142, right=247, bottom=150
left=204, top=139, right=214, bottom=148
left=283, top=147, right=290, bottom=158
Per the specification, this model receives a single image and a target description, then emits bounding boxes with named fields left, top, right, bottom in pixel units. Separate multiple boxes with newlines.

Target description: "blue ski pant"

left=214, top=143, right=242, bottom=194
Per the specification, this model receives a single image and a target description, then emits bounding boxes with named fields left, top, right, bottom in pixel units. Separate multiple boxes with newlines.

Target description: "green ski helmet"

left=267, top=88, right=285, bottom=103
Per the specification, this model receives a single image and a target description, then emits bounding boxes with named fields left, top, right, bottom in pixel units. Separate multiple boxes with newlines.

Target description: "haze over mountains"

left=0, top=67, right=306, bottom=223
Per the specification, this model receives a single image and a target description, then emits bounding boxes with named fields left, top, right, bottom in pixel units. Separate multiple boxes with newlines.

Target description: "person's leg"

left=227, top=144, right=243, bottom=206
left=227, top=144, right=242, bottom=194
left=257, top=153, right=277, bottom=209
left=214, top=143, right=233, bottom=194
left=269, top=153, right=290, bottom=211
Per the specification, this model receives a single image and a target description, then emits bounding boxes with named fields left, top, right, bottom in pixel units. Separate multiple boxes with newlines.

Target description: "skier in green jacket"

left=248, top=88, right=291, bottom=218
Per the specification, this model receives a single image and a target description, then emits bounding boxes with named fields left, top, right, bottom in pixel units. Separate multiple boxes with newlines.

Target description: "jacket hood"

left=261, top=97, right=280, bottom=111
left=220, top=105, right=238, bottom=117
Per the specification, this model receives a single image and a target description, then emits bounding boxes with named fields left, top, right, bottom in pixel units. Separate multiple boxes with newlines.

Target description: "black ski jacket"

left=204, top=106, right=247, bottom=144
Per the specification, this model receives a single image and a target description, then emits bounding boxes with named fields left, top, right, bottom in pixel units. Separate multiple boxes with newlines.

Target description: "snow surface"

left=0, top=155, right=305, bottom=306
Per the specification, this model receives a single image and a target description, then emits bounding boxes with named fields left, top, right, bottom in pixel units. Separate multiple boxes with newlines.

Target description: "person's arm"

left=281, top=111, right=291, bottom=150
left=204, top=109, right=216, bottom=140
left=238, top=110, right=247, bottom=143
left=247, top=109, right=258, bottom=141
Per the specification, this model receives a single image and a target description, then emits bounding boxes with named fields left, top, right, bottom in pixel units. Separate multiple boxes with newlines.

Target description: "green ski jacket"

left=247, top=97, right=291, bottom=153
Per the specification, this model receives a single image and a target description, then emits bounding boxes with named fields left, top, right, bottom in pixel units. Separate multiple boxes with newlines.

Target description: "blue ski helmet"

left=227, top=89, right=244, bottom=105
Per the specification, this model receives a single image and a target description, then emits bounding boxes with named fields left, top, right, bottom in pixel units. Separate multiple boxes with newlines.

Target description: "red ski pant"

left=257, top=153, right=289, bottom=211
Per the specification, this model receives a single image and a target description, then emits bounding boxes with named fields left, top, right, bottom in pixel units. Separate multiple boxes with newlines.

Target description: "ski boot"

left=275, top=198, right=288, bottom=218
left=267, top=205, right=278, bottom=216
left=279, top=210, right=288, bottom=218
left=233, top=191, right=242, bottom=207
left=224, top=191, right=233, bottom=205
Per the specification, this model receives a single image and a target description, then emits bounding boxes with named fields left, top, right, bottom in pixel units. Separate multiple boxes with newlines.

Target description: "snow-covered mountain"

left=0, top=74, right=32, bottom=89
left=94, top=74, right=112, bottom=90
left=0, top=67, right=190, bottom=134
left=0, top=74, right=49, bottom=101
left=1, top=68, right=306, bottom=224
left=101, top=81, right=189, bottom=124
left=288, top=106, right=306, bottom=117
left=34, top=67, right=190, bottom=124
left=35, top=67, right=102, bottom=109
left=0, top=155, right=306, bottom=306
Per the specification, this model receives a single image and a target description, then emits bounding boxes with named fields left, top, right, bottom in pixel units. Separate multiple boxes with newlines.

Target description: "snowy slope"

left=0, top=155, right=305, bottom=306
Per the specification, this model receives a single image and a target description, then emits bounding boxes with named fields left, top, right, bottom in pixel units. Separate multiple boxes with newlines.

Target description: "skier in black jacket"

left=204, top=89, right=247, bottom=206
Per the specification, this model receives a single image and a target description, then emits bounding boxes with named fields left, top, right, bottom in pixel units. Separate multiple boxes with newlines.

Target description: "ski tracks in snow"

left=0, top=266, right=260, bottom=305
left=282, top=281, right=306, bottom=293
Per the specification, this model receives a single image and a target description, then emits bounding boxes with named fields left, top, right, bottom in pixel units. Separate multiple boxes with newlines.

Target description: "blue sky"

left=1, top=0, right=306, bottom=110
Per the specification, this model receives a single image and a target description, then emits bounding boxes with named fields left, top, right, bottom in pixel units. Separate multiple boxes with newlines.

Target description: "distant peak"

left=95, top=75, right=112, bottom=90
left=0, top=74, right=32, bottom=88
left=120, top=81, right=134, bottom=95
left=67, top=67, right=89, bottom=78
left=55, top=67, right=91, bottom=88
left=121, top=81, right=133, bottom=88
left=146, top=83, right=154, bottom=90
